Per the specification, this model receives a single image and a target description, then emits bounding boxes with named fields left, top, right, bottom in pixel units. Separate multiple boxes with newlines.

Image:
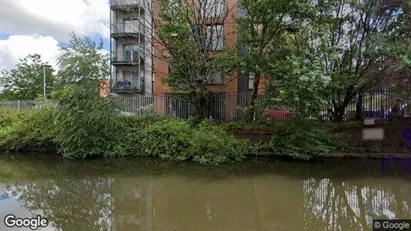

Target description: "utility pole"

left=42, top=64, right=52, bottom=101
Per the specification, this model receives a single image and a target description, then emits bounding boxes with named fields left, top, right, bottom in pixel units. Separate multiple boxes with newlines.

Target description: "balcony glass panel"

left=110, top=0, right=141, bottom=6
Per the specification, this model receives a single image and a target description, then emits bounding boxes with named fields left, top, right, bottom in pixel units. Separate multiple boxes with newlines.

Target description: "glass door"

left=124, top=46, right=132, bottom=61
left=131, top=71, right=139, bottom=89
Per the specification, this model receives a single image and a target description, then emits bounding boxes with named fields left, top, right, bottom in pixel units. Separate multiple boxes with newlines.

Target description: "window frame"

left=201, top=0, right=225, bottom=18
left=206, top=24, right=224, bottom=51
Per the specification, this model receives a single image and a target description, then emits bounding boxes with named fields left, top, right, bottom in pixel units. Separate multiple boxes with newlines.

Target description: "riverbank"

left=1, top=107, right=411, bottom=165
left=228, top=120, right=411, bottom=154
left=247, top=152, right=411, bottom=159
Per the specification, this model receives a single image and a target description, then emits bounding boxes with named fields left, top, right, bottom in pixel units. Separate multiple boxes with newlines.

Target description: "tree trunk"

left=355, top=92, right=363, bottom=120
left=246, top=73, right=261, bottom=122
left=331, top=89, right=356, bottom=122
left=191, top=90, right=211, bottom=120
left=333, top=105, right=346, bottom=122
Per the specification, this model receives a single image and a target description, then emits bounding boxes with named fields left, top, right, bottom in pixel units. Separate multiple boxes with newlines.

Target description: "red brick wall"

left=153, top=0, right=239, bottom=95
left=100, top=79, right=110, bottom=97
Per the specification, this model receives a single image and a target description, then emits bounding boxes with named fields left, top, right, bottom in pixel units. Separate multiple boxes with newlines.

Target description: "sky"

left=0, top=0, right=111, bottom=73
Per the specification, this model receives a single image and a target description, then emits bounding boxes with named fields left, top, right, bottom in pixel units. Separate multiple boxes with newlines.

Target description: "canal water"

left=0, top=154, right=410, bottom=231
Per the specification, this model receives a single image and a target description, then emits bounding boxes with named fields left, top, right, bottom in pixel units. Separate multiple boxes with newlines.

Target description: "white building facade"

left=110, top=0, right=153, bottom=94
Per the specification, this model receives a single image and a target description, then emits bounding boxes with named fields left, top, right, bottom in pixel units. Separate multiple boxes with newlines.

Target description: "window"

left=191, top=25, right=223, bottom=51
left=122, top=71, right=140, bottom=89
left=201, top=0, right=225, bottom=18
left=206, top=25, right=224, bottom=50
left=124, top=45, right=140, bottom=62
left=209, top=70, right=224, bottom=85
left=131, top=72, right=140, bottom=89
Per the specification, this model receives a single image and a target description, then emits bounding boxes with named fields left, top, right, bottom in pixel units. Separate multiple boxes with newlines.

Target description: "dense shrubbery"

left=0, top=109, right=55, bottom=152
left=119, top=117, right=247, bottom=165
left=52, top=84, right=124, bottom=159
left=267, top=122, right=345, bottom=160
left=0, top=82, right=347, bottom=164
left=225, top=120, right=346, bottom=160
left=0, top=104, right=247, bottom=165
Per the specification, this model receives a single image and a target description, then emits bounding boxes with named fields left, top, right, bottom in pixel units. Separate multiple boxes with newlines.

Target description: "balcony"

left=112, top=50, right=144, bottom=66
left=111, top=23, right=145, bottom=39
left=110, top=0, right=146, bottom=12
left=112, top=80, right=142, bottom=93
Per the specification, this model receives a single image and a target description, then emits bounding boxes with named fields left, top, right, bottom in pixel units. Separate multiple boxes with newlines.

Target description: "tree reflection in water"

left=6, top=178, right=115, bottom=231
left=303, top=178, right=411, bottom=231
left=1, top=157, right=410, bottom=231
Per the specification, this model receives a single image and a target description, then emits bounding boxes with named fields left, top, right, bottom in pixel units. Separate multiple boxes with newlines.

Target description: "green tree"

left=296, top=0, right=410, bottom=121
left=56, top=32, right=109, bottom=87
left=52, top=33, right=122, bottom=158
left=234, top=0, right=309, bottom=122
left=153, top=0, right=234, bottom=119
left=52, top=82, right=124, bottom=159
left=0, top=54, right=54, bottom=100
left=265, top=26, right=332, bottom=119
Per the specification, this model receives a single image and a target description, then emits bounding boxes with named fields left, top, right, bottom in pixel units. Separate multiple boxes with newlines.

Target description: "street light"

left=42, top=64, right=52, bottom=101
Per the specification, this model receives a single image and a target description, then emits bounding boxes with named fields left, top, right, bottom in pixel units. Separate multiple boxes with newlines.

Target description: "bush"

left=138, top=120, right=193, bottom=160
left=52, top=84, right=125, bottom=159
left=266, top=120, right=345, bottom=160
left=119, top=115, right=171, bottom=155
left=0, top=109, right=55, bottom=152
left=189, top=121, right=247, bottom=165
left=0, top=101, right=248, bottom=165
left=130, top=118, right=247, bottom=165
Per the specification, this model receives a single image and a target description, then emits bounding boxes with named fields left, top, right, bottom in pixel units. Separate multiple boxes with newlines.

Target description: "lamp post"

left=42, top=64, right=52, bottom=101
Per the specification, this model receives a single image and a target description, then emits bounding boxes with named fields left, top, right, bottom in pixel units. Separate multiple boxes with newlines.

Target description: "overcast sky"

left=0, top=0, right=111, bottom=72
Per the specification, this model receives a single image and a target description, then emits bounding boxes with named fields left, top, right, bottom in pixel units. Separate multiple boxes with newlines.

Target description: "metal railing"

left=2, top=89, right=411, bottom=122
left=112, top=79, right=141, bottom=92
left=112, top=50, right=143, bottom=63
left=0, top=100, right=57, bottom=110
left=110, top=0, right=145, bottom=6
left=111, top=23, right=144, bottom=35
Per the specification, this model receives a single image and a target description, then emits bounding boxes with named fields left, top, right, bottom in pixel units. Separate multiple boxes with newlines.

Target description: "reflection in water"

left=0, top=156, right=410, bottom=231
left=303, top=178, right=411, bottom=231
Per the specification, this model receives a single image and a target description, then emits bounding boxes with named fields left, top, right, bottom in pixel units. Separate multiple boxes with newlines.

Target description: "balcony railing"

left=110, top=0, right=147, bottom=11
left=112, top=50, right=144, bottom=65
left=112, top=80, right=141, bottom=92
left=111, top=24, right=144, bottom=34
left=110, top=0, right=145, bottom=6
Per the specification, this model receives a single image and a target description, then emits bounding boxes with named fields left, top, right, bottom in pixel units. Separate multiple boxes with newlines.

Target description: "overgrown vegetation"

left=0, top=105, right=249, bottom=165
left=0, top=109, right=55, bottom=152
left=225, top=120, right=346, bottom=160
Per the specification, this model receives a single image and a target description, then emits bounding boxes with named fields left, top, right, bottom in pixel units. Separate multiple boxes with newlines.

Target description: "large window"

left=201, top=0, right=225, bottom=18
left=191, top=24, right=224, bottom=51
left=124, top=45, right=140, bottom=62
left=206, top=25, right=223, bottom=51
left=123, top=71, right=140, bottom=89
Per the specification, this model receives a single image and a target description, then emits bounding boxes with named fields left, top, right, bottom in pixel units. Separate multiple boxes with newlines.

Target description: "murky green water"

left=0, top=154, right=410, bottom=231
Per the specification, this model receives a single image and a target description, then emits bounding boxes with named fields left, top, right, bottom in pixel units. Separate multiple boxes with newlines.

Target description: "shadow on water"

left=0, top=153, right=410, bottom=231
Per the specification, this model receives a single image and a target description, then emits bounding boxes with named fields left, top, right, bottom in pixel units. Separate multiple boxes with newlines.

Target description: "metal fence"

left=112, top=90, right=411, bottom=121
left=2, top=89, right=410, bottom=121
left=0, top=100, right=39, bottom=110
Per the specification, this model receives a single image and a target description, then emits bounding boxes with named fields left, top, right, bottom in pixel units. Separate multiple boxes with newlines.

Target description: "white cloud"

left=0, top=0, right=110, bottom=40
left=0, top=35, right=61, bottom=71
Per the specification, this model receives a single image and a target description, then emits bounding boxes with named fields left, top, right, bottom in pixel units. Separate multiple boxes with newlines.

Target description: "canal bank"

left=246, top=152, right=411, bottom=159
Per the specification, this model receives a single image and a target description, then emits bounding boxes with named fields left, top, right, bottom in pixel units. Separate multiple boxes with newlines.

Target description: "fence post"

left=17, top=100, right=20, bottom=111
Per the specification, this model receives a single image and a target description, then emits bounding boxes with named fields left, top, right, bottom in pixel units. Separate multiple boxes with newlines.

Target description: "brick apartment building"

left=109, top=0, right=266, bottom=120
